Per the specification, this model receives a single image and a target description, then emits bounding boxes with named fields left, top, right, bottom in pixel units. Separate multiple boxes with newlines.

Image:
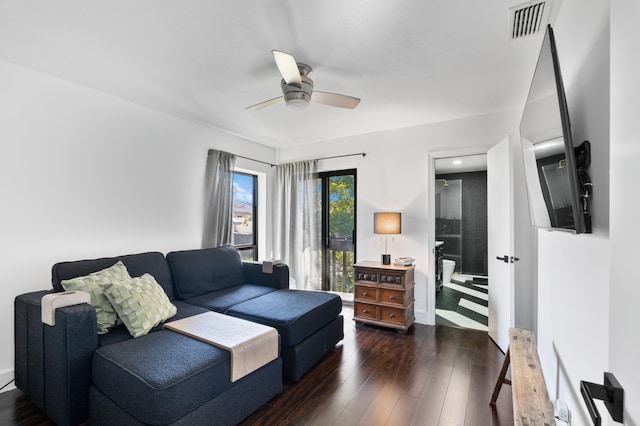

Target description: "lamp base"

left=381, top=254, right=391, bottom=265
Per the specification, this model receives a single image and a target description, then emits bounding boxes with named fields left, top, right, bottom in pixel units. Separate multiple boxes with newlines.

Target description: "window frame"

left=318, top=168, right=357, bottom=292
left=232, top=171, right=258, bottom=261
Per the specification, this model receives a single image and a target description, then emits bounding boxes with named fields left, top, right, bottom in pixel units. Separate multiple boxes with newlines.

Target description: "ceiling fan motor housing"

left=247, top=55, right=359, bottom=110
left=281, top=75, right=313, bottom=109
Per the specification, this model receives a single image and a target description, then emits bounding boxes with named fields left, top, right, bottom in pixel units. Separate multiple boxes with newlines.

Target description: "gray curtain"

left=202, top=149, right=236, bottom=248
left=272, top=160, right=320, bottom=290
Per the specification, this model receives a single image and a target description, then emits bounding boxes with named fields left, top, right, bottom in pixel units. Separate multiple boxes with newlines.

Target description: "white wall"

left=0, top=60, right=276, bottom=390
left=535, top=1, right=612, bottom=424
left=278, top=110, right=521, bottom=325
left=610, top=0, right=640, bottom=423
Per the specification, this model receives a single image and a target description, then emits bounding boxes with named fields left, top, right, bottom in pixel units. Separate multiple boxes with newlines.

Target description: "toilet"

left=442, top=259, right=456, bottom=284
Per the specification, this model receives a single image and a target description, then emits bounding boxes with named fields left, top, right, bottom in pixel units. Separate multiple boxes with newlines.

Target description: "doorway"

left=433, top=155, right=489, bottom=331
left=318, top=169, right=357, bottom=303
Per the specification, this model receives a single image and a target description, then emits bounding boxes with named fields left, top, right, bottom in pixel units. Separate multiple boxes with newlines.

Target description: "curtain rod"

left=314, top=152, right=367, bottom=162
left=235, top=154, right=276, bottom=167
left=235, top=152, right=366, bottom=168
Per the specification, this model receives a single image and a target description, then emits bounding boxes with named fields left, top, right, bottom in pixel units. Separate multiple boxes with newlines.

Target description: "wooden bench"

left=490, top=328, right=555, bottom=425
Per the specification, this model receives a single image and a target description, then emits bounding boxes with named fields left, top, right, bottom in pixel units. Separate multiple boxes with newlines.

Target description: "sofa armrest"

left=242, top=261, right=289, bottom=290
left=15, top=291, right=98, bottom=426
left=41, top=291, right=91, bottom=326
left=15, top=290, right=51, bottom=411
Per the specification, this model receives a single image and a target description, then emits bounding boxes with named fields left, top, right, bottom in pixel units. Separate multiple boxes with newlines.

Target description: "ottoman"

left=225, top=289, right=344, bottom=381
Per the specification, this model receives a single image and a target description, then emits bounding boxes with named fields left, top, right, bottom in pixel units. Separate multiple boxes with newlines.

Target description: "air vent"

left=508, top=1, right=548, bottom=40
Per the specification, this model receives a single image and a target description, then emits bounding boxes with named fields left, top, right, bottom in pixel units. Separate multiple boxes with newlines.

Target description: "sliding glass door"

left=318, top=170, right=357, bottom=295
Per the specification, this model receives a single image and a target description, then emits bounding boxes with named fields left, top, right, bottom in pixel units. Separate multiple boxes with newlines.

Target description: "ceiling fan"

left=246, top=50, right=360, bottom=111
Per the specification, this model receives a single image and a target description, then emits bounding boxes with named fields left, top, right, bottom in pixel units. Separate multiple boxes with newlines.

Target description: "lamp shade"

left=374, top=212, right=401, bottom=234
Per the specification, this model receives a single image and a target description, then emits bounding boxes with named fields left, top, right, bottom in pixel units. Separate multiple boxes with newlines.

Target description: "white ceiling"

left=0, top=0, right=553, bottom=149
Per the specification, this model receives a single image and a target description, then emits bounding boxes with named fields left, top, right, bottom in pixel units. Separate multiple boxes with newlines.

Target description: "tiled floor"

left=436, top=274, right=489, bottom=332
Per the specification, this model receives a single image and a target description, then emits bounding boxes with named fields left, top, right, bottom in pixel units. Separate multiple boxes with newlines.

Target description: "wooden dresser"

left=353, top=261, right=415, bottom=333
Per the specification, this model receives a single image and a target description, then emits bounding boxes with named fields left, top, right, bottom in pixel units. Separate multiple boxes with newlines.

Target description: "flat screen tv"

left=520, top=25, right=592, bottom=234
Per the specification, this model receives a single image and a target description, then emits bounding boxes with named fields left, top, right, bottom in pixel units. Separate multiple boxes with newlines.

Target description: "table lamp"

left=374, top=212, right=401, bottom=265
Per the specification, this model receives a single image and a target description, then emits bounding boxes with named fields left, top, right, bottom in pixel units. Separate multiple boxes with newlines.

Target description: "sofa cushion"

left=52, top=252, right=175, bottom=300
left=103, top=273, right=177, bottom=338
left=226, top=289, right=342, bottom=347
left=60, top=261, right=130, bottom=334
left=167, top=245, right=246, bottom=299
left=92, top=330, right=233, bottom=425
left=171, top=300, right=212, bottom=320
left=97, top=301, right=209, bottom=347
left=183, top=284, right=277, bottom=313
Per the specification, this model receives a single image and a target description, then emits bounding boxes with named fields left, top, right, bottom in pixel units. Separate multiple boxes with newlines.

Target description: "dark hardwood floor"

left=0, top=308, right=513, bottom=425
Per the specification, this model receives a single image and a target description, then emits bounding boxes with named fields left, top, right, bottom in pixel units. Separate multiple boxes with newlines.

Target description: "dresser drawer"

left=355, top=302, right=378, bottom=321
left=379, top=272, right=404, bottom=285
left=355, top=270, right=378, bottom=284
left=379, top=288, right=405, bottom=306
left=355, top=285, right=378, bottom=302
left=380, top=306, right=406, bottom=325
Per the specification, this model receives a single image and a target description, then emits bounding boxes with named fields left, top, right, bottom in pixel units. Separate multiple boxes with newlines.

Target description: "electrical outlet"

left=553, top=399, right=571, bottom=424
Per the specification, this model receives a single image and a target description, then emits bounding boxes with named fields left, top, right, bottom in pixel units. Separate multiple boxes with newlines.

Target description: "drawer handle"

left=388, top=313, right=395, bottom=318
left=362, top=292, right=369, bottom=296
left=363, top=274, right=372, bottom=281
left=385, top=276, right=395, bottom=283
left=363, top=309, right=369, bottom=314
left=388, top=295, right=396, bottom=300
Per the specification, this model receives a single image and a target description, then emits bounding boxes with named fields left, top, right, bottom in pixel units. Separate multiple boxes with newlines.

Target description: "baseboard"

left=0, top=369, right=16, bottom=393
left=415, top=309, right=431, bottom=325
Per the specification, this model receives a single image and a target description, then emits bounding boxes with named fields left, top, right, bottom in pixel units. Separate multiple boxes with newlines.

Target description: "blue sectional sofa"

left=14, top=246, right=344, bottom=426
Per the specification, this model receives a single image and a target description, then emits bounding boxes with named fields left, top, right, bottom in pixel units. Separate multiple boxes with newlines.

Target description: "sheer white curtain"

left=272, top=160, right=320, bottom=290
left=202, top=149, right=236, bottom=248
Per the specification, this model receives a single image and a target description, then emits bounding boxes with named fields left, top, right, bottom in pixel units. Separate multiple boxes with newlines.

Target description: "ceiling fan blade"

left=245, top=96, right=284, bottom=111
left=272, top=50, right=302, bottom=87
left=312, top=91, right=361, bottom=109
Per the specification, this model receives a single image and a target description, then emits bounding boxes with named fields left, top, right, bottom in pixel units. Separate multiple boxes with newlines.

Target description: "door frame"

left=427, top=139, right=536, bottom=339
left=427, top=149, right=488, bottom=325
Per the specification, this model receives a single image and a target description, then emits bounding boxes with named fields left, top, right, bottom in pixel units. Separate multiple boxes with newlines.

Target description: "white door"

left=487, top=137, right=515, bottom=352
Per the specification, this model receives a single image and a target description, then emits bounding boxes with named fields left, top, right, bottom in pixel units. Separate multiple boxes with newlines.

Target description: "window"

left=232, top=172, right=258, bottom=260
left=318, top=169, right=357, bottom=295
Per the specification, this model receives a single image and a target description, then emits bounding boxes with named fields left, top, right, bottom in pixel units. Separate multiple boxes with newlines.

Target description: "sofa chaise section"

left=167, top=246, right=344, bottom=381
left=226, top=289, right=344, bottom=381
left=89, top=329, right=282, bottom=426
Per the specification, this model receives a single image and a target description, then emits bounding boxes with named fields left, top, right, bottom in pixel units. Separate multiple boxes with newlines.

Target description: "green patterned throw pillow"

left=103, top=273, right=177, bottom=338
left=60, top=261, right=131, bottom=334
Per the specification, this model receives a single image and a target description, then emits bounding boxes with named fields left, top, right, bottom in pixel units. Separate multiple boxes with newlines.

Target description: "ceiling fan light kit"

left=281, top=71, right=313, bottom=110
left=246, top=50, right=360, bottom=111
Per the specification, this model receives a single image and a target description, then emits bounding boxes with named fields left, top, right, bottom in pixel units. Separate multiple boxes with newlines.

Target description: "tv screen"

left=520, top=25, right=591, bottom=234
